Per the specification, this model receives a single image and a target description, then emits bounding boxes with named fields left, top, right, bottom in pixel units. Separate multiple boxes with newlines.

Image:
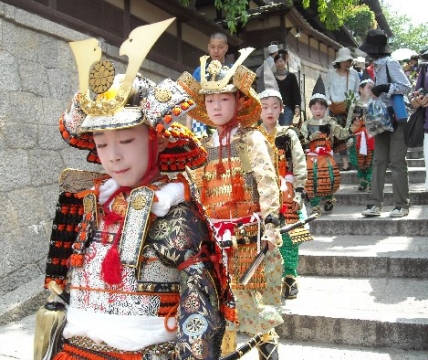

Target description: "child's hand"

left=151, top=183, right=185, bottom=217
left=262, top=223, right=282, bottom=248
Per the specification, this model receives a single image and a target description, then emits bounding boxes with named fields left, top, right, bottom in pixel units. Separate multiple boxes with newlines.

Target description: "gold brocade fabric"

left=228, top=244, right=267, bottom=291
left=189, top=127, right=283, bottom=335
left=193, top=127, right=280, bottom=220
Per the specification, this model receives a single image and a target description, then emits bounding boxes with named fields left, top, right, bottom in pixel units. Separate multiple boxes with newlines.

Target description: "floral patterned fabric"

left=191, top=126, right=284, bottom=336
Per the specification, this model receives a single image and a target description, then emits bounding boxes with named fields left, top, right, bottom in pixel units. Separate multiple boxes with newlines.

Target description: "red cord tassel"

left=101, top=241, right=122, bottom=285
left=232, top=173, right=244, bottom=202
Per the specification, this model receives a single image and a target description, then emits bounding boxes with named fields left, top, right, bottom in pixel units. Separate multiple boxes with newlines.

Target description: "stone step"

left=307, top=204, right=428, bottom=237
left=276, top=276, right=428, bottom=350
left=334, top=183, right=428, bottom=205
left=297, top=235, right=428, bottom=278
left=338, top=167, right=425, bottom=184
left=236, top=334, right=428, bottom=359
left=406, top=147, right=424, bottom=159
left=0, top=274, right=46, bottom=326
left=407, top=158, right=425, bottom=167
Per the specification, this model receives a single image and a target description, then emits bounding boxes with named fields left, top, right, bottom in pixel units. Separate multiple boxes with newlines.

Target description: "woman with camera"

left=409, top=47, right=428, bottom=191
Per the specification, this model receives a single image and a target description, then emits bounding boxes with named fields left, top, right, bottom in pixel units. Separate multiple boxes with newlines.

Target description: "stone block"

left=2, top=21, right=39, bottom=62
left=0, top=192, right=18, bottom=235
left=8, top=187, right=49, bottom=228
left=0, top=50, right=20, bottom=91
left=0, top=149, right=31, bottom=191
left=37, top=38, right=59, bottom=69
left=42, top=97, right=69, bottom=126
left=18, top=60, right=50, bottom=97
left=10, top=91, right=43, bottom=124
left=40, top=184, right=61, bottom=219
left=29, top=149, right=64, bottom=186
left=60, top=147, right=103, bottom=172
left=0, top=265, right=43, bottom=296
left=3, top=122, right=37, bottom=149
left=38, top=124, right=67, bottom=151
left=47, top=68, right=75, bottom=102
left=0, top=91, right=11, bottom=119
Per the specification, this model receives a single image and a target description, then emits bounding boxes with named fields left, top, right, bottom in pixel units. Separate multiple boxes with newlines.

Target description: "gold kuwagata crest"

left=69, top=18, right=175, bottom=116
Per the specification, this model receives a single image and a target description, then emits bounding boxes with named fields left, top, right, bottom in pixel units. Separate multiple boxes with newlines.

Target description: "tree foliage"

left=343, top=5, right=376, bottom=42
left=179, top=0, right=360, bottom=34
left=381, top=2, right=428, bottom=53
left=302, top=0, right=359, bottom=31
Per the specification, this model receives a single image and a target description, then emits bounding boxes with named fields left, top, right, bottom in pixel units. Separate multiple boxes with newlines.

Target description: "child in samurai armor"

left=349, top=79, right=375, bottom=191
left=300, top=92, right=361, bottom=214
left=178, top=48, right=284, bottom=360
left=258, top=83, right=311, bottom=301
left=38, top=19, right=227, bottom=360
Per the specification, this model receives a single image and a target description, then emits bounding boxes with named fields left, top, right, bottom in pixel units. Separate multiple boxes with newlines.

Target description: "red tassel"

left=232, top=173, right=244, bottom=202
left=101, top=242, right=122, bottom=285
left=215, top=161, right=226, bottom=178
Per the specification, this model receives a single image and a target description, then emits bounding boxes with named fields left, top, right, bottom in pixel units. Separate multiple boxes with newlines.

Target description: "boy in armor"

left=300, top=88, right=361, bottom=214
left=178, top=49, right=284, bottom=360
left=38, top=19, right=226, bottom=360
left=258, top=84, right=311, bottom=300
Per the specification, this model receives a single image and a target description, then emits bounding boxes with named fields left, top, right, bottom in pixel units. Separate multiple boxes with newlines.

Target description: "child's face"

left=310, top=102, right=327, bottom=120
left=361, top=83, right=374, bottom=98
left=260, top=97, right=283, bottom=127
left=205, top=92, right=238, bottom=127
left=94, top=124, right=150, bottom=188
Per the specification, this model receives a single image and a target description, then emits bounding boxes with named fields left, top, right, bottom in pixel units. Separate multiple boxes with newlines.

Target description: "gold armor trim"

left=228, top=244, right=266, bottom=291
left=59, top=169, right=106, bottom=193
left=119, top=187, right=154, bottom=269
left=83, top=193, right=98, bottom=228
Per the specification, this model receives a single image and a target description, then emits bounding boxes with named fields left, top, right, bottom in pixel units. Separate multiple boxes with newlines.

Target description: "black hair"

left=309, top=97, right=328, bottom=108
left=274, top=50, right=288, bottom=63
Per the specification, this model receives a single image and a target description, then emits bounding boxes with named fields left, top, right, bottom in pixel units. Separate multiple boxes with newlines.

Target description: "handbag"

left=404, top=107, right=425, bottom=148
left=329, top=101, right=348, bottom=115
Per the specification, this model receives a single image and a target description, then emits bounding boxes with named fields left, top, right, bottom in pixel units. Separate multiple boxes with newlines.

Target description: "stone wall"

left=0, top=3, right=181, bottom=295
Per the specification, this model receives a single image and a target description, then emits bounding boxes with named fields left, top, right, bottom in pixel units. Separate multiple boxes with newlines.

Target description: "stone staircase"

left=273, top=147, right=428, bottom=355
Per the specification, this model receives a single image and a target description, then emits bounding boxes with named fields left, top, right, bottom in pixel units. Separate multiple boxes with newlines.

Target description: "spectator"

left=325, top=47, right=360, bottom=171
left=256, top=42, right=279, bottom=80
left=362, top=58, right=375, bottom=81
left=186, top=32, right=230, bottom=137
left=409, top=47, right=428, bottom=191
left=360, top=29, right=412, bottom=218
left=273, top=49, right=301, bottom=126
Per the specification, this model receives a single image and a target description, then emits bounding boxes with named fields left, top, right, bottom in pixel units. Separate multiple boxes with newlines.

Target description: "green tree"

left=179, top=0, right=359, bottom=34
left=344, top=5, right=376, bottom=42
left=381, top=3, right=428, bottom=53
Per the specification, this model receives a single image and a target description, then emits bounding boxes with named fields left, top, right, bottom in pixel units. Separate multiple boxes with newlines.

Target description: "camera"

left=417, top=88, right=427, bottom=96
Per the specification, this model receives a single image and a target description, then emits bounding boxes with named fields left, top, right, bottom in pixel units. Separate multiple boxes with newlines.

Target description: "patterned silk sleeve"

left=244, top=129, right=281, bottom=219
left=329, top=117, right=352, bottom=140
left=299, top=121, right=309, bottom=145
left=148, top=202, right=224, bottom=360
left=287, top=128, right=307, bottom=189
